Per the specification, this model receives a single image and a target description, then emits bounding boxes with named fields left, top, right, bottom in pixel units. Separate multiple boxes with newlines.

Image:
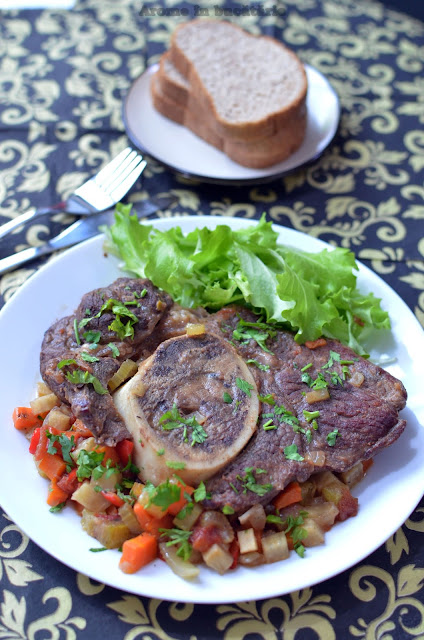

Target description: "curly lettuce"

left=103, top=205, right=390, bottom=354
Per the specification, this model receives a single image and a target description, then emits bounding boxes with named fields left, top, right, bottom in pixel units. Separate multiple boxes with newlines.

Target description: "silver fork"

left=0, top=147, right=147, bottom=240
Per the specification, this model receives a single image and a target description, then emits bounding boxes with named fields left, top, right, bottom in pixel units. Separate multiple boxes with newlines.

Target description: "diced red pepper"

left=29, top=427, right=41, bottom=454
left=101, top=491, right=125, bottom=508
left=116, top=439, right=134, bottom=467
left=57, top=468, right=79, bottom=495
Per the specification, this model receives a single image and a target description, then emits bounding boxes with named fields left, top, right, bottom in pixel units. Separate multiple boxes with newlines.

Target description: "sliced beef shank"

left=204, top=307, right=407, bottom=512
left=40, top=278, right=172, bottom=445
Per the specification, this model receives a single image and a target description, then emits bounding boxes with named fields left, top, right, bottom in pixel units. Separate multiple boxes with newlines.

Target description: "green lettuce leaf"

left=103, top=207, right=390, bottom=354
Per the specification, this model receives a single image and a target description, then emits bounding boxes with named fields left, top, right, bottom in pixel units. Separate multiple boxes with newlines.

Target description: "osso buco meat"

left=39, top=278, right=407, bottom=512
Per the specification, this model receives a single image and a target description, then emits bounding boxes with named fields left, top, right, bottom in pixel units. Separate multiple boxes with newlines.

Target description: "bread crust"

left=168, top=19, right=308, bottom=143
left=151, top=72, right=307, bottom=169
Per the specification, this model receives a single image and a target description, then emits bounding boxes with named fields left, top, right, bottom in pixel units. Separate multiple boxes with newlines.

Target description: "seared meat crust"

left=40, top=278, right=172, bottom=445
left=204, top=307, right=407, bottom=511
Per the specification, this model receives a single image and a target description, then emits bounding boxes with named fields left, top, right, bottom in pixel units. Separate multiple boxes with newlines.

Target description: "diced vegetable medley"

left=13, top=383, right=371, bottom=579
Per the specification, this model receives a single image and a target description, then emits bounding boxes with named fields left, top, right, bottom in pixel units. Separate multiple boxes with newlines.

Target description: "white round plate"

left=0, top=216, right=423, bottom=604
left=123, top=64, right=340, bottom=184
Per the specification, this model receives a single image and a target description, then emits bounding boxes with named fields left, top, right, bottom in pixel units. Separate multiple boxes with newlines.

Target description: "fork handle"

left=0, top=206, right=64, bottom=241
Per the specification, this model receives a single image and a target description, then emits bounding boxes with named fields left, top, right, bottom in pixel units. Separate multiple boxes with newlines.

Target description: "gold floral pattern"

left=0, top=0, right=423, bottom=638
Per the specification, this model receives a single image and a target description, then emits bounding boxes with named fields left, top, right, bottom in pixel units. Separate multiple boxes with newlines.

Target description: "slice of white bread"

left=167, top=19, right=308, bottom=143
left=151, top=70, right=307, bottom=168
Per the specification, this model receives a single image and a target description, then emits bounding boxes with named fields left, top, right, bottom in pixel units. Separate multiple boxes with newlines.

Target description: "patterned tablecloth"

left=0, top=0, right=424, bottom=638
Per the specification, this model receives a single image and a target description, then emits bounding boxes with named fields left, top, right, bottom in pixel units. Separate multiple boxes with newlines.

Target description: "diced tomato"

left=191, top=525, right=223, bottom=553
left=229, top=538, right=240, bottom=570
left=57, top=468, right=79, bottom=495
left=116, top=439, right=134, bottom=467
left=336, top=488, right=359, bottom=521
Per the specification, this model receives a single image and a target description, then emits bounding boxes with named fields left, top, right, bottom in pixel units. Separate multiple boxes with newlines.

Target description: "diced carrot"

left=13, top=406, right=42, bottom=431
left=57, top=468, right=79, bottom=495
left=38, top=453, right=67, bottom=481
left=167, top=480, right=195, bottom=516
left=47, top=480, right=69, bottom=507
left=119, top=533, right=158, bottom=574
left=273, top=481, right=302, bottom=511
left=101, top=491, right=125, bottom=507
left=133, top=502, right=173, bottom=538
left=305, top=338, right=327, bottom=349
left=96, top=444, right=120, bottom=467
left=71, top=419, right=93, bottom=438
left=116, top=439, right=134, bottom=467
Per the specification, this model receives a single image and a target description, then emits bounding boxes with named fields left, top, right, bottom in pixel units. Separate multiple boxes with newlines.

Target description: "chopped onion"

left=305, top=450, right=326, bottom=467
left=159, top=542, right=200, bottom=580
left=305, top=387, right=330, bottom=404
left=350, top=371, right=365, bottom=387
left=238, top=504, right=266, bottom=530
left=202, top=543, right=233, bottom=574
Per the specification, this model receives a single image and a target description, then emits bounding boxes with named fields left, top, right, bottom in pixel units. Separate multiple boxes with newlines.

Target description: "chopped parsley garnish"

left=263, top=419, right=277, bottom=431
left=326, top=428, right=340, bottom=446
left=159, top=404, right=208, bottom=447
left=145, top=479, right=181, bottom=512
left=89, top=547, right=108, bottom=552
left=236, top=377, right=254, bottom=397
left=76, top=449, right=106, bottom=480
left=57, top=358, right=77, bottom=369
left=156, top=448, right=165, bottom=456
left=258, top=393, right=276, bottom=405
left=166, top=460, right=186, bottom=470
left=236, top=467, right=273, bottom=496
left=301, top=363, right=312, bottom=372
left=246, top=359, right=270, bottom=371
left=64, top=369, right=108, bottom=395
left=322, top=351, right=341, bottom=369
left=159, top=528, right=193, bottom=561
left=283, top=444, right=304, bottom=461
left=73, top=318, right=81, bottom=345
left=193, top=481, right=211, bottom=502
left=78, top=297, right=139, bottom=341
left=83, top=330, right=101, bottom=345
left=46, top=432, right=75, bottom=466
left=303, top=410, right=320, bottom=422
left=274, top=404, right=299, bottom=427
left=108, top=343, right=120, bottom=357
left=222, top=505, right=235, bottom=515
left=80, top=352, right=100, bottom=363
left=49, top=502, right=66, bottom=513
left=284, top=512, right=308, bottom=557
left=231, top=317, right=276, bottom=354
left=223, top=392, right=233, bottom=404
left=330, top=371, right=343, bottom=386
